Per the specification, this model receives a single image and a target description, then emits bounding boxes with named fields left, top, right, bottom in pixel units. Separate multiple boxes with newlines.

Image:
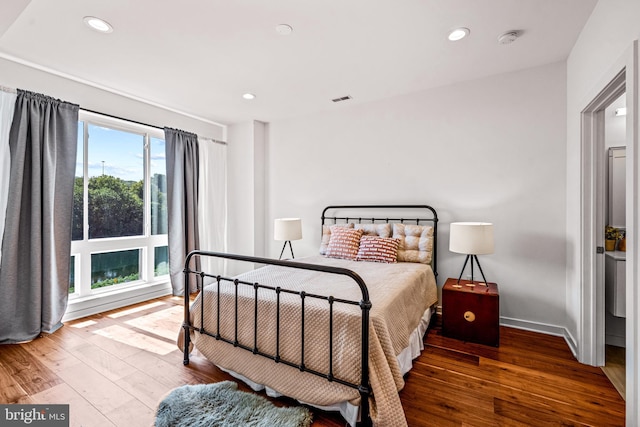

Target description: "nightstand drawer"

left=442, top=278, right=499, bottom=346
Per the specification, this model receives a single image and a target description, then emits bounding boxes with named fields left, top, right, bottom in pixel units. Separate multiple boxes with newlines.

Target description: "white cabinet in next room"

left=605, top=251, right=625, bottom=318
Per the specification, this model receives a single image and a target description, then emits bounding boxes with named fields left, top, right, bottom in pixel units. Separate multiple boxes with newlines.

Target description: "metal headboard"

left=321, top=204, right=438, bottom=278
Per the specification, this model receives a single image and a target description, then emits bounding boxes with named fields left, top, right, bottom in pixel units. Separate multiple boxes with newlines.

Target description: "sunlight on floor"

left=70, top=319, right=98, bottom=328
left=93, top=324, right=177, bottom=356
left=68, top=301, right=184, bottom=356
left=124, top=305, right=183, bottom=341
left=108, top=301, right=166, bottom=318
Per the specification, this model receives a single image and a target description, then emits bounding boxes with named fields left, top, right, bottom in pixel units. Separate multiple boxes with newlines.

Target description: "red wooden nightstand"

left=442, top=277, right=499, bottom=347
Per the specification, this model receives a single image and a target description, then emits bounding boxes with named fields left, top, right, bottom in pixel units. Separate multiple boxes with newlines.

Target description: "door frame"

left=579, top=40, right=638, bottom=425
left=580, top=70, right=625, bottom=366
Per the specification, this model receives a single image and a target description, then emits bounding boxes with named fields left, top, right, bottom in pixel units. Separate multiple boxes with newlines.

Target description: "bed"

left=180, top=205, right=439, bottom=426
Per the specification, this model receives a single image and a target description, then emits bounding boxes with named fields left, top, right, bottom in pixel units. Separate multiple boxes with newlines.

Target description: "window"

left=86, top=123, right=144, bottom=239
left=70, top=112, right=168, bottom=298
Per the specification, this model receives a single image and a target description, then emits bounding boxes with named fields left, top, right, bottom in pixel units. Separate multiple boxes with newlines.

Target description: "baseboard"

left=499, top=316, right=566, bottom=337
left=437, top=311, right=577, bottom=355
left=563, top=328, right=579, bottom=359
left=499, top=316, right=579, bottom=358
left=63, top=282, right=173, bottom=321
left=606, top=334, right=626, bottom=348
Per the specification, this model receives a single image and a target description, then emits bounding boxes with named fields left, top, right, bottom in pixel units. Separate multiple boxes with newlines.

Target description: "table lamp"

left=449, top=222, right=494, bottom=286
left=274, top=218, right=302, bottom=259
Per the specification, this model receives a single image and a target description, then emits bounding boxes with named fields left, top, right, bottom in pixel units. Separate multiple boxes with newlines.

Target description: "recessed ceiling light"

left=448, top=27, right=470, bottom=41
left=83, top=16, right=113, bottom=33
left=242, top=93, right=256, bottom=100
left=275, top=24, right=293, bottom=36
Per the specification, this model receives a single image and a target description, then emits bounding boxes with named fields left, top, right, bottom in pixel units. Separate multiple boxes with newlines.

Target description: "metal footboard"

left=181, top=251, right=373, bottom=426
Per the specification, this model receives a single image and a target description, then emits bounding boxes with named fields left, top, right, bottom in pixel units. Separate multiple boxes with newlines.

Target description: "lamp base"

left=279, top=241, right=295, bottom=260
left=456, top=254, right=489, bottom=286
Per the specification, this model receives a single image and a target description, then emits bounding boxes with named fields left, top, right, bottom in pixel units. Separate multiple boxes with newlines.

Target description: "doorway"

left=579, top=69, right=625, bottom=368
left=602, top=92, right=627, bottom=399
left=579, top=41, right=638, bottom=425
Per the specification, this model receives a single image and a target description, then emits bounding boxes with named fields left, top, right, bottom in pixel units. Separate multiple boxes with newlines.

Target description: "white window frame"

left=65, top=111, right=171, bottom=320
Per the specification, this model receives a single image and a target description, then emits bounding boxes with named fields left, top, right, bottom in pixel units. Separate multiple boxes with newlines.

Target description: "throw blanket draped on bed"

left=180, top=255, right=437, bottom=427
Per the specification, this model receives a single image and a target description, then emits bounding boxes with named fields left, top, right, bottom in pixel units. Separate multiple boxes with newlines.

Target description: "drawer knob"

left=464, top=311, right=476, bottom=322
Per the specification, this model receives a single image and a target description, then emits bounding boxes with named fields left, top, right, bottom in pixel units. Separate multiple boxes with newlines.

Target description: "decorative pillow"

left=392, top=223, right=434, bottom=264
left=319, top=223, right=354, bottom=255
left=356, top=236, right=400, bottom=263
left=325, top=227, right=364, bottom=260
left=354, top=223, right=392, bottom=238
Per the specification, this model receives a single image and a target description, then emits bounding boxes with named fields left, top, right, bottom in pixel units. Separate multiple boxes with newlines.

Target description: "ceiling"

left=0, top=0, right=597, bottom=126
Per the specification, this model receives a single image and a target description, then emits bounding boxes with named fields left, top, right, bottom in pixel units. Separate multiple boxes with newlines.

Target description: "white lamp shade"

left=274, top=218, right=302, bottom=241
left=449, top=222, right=494, bottom=255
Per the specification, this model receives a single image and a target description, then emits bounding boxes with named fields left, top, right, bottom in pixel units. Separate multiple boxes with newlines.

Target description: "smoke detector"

left=275, top=24, right=293, bottom=36
left=497, top=31, right=519, bottom=45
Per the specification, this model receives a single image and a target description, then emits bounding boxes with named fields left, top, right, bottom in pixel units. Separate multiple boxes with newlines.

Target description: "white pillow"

left=354, top=223, right=392, bottom=238
left=392, top=223, right=434, bottom=264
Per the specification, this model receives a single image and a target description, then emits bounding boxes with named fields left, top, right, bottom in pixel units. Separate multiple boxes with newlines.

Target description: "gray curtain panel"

left=165, top=127, right=200, bottom=295
left=0, top=90, right=79, bottom=344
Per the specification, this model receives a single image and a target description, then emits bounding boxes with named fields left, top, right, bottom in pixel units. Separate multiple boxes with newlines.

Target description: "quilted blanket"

left=181, top=255, right=437, bottom=427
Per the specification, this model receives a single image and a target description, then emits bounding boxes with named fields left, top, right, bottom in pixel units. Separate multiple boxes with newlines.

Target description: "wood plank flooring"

left=0, top=296, right=625, bottom=426
left=602, top=345, right=625, bottom=400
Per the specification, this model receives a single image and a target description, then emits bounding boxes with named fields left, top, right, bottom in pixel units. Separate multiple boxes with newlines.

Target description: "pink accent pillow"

left=319, top=223, right=354, bottom=255
left=356, top=236, right=400, bottom=263
left=325, top=227, right=364, bottom=260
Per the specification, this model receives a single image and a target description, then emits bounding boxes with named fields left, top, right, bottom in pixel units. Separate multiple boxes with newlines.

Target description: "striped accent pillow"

left=325, top=227, right=364, bottom=260
left=356, top=236, right=400, bottom=263
left=319, top=223, right=354, bottom=255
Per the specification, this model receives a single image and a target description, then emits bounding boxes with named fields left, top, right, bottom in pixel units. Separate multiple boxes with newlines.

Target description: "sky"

left=75, top=122, right=165, bottom=182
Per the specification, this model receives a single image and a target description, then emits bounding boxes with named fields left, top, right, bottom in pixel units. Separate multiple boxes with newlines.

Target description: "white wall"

left=566, top=0, right=640, bottom=424
left=264, top=61, right=568, bottom=332
left=227, top=120, right=267, bottom=275
left=605, top=93, right=627, bottom=149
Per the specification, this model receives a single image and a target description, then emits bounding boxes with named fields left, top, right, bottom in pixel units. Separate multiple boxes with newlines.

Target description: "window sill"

left=63, top=279, right=172, bottom=321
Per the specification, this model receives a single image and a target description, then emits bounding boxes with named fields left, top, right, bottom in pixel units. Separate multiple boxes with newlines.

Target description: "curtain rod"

left=80, top=107, right=227, bottom=145
left=0, top=83, right=225, bottom=145
left=0, top=52, right=226, bottom=129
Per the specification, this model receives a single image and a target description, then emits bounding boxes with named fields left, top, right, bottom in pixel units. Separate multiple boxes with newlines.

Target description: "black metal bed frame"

left=320, top=205, right=438, bottom=279
left=181, top=205, right=438, bottom=426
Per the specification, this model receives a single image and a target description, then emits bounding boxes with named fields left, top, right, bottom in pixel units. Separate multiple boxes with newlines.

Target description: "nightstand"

left=442, top=277, right=499, bottom=347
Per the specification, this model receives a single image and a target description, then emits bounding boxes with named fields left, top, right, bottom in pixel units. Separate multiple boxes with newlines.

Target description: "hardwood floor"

left=0, top=296, right=625, bottom=426
left=602, top=345, right=626, bottom=401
